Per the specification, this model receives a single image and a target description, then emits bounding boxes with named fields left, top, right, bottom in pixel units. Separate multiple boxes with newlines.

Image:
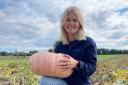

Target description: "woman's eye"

left=66, top=19, right=78, bottom=22
left=66, top=19, right=71, bottom=22
left=73, top=19, right=78, bottom=22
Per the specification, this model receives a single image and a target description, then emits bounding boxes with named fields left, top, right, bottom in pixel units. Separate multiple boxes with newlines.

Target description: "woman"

left=39, top=6, right=97, bottom=85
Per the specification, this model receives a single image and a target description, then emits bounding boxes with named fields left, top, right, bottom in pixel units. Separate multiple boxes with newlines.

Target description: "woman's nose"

left=69, top=20, right=74, bottom=25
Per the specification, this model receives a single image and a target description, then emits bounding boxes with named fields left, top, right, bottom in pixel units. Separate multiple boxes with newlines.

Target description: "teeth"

left=67, top=28, right=78, bottom=33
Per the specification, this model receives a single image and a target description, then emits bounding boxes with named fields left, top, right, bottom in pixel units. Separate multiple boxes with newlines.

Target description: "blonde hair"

left=60, top=6, right=86, bottom=44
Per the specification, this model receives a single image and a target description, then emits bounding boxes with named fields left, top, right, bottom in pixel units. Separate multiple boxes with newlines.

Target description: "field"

left=0, top=54, right=128, bottom=85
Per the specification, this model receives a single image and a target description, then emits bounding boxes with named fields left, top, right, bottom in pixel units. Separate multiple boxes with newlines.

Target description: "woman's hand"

left=58, top=53, right=79, bottom=69
left=64, top=54, right=79, bottom=69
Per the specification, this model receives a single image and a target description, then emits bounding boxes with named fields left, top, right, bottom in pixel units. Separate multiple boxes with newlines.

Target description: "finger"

left=63, top=54, right=70, bottom=59
left=58, top=61, right=71, bottom=66
left=58, top=61, right=70, bottom=66
left=58, top=65, right=70, bottom=69
left=59, top=59, right=70, bottom=63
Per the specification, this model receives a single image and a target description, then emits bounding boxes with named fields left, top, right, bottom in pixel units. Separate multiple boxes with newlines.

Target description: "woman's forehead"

left=67, top=12, right=77, bottom=18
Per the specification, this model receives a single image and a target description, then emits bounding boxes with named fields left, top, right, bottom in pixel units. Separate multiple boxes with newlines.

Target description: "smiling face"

left=64, top=12, right=80, bottom=35
left=60, top=6, right=85, bottom=44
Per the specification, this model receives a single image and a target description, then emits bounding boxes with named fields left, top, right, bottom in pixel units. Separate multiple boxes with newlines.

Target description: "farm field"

left=0, top=54, right=128, bottom=85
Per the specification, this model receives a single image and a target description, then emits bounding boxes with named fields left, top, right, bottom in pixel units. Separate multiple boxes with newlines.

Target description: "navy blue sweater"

left=54, top=36, right=97, bottom=85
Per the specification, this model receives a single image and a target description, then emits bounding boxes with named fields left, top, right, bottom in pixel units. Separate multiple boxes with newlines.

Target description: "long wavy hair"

left=60, top=6, right=86, bottom=44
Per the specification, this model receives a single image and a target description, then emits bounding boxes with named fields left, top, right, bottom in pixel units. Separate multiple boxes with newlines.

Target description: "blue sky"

left=0, top=0, right=128, bottom=52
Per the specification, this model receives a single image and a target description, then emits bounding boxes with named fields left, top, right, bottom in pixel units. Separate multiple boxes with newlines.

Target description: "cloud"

left=0, top=0, right=128, bottom=52
left=0, top=1, right=59, bottom=52
left=84, top=2, right=128, bottom=49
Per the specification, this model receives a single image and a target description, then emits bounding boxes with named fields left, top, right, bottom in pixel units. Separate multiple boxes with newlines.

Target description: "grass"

left=0, top=54, right=127, bottom=66
left=0, top=54, right=128, bottom=85
left=97, top=54, right=128, bottom=61
left=0, top=56, right=28, bottom=67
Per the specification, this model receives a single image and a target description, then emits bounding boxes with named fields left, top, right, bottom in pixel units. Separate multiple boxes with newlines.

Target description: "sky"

left=0, top=0, right=128, bottom=52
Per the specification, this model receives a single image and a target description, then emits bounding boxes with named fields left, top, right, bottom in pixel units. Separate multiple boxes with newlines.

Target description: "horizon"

left=0, top=47, right=128, bottom=53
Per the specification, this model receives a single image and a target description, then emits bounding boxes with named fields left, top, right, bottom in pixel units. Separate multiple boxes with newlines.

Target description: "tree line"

left=0, top=48, right=128, bottom=57
left=97, top=48, right=128, bottom=55
left=0, top=50, right=38, bottom=57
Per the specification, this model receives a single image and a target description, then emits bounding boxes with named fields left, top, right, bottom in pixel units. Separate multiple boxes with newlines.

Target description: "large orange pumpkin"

left=29, top=52, right=73, bottom=78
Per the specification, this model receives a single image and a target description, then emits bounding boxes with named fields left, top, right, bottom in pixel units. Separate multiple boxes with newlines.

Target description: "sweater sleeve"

left=74, top=38, right=97, bottom=77
left=54, top=41, right=60, bottom=53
